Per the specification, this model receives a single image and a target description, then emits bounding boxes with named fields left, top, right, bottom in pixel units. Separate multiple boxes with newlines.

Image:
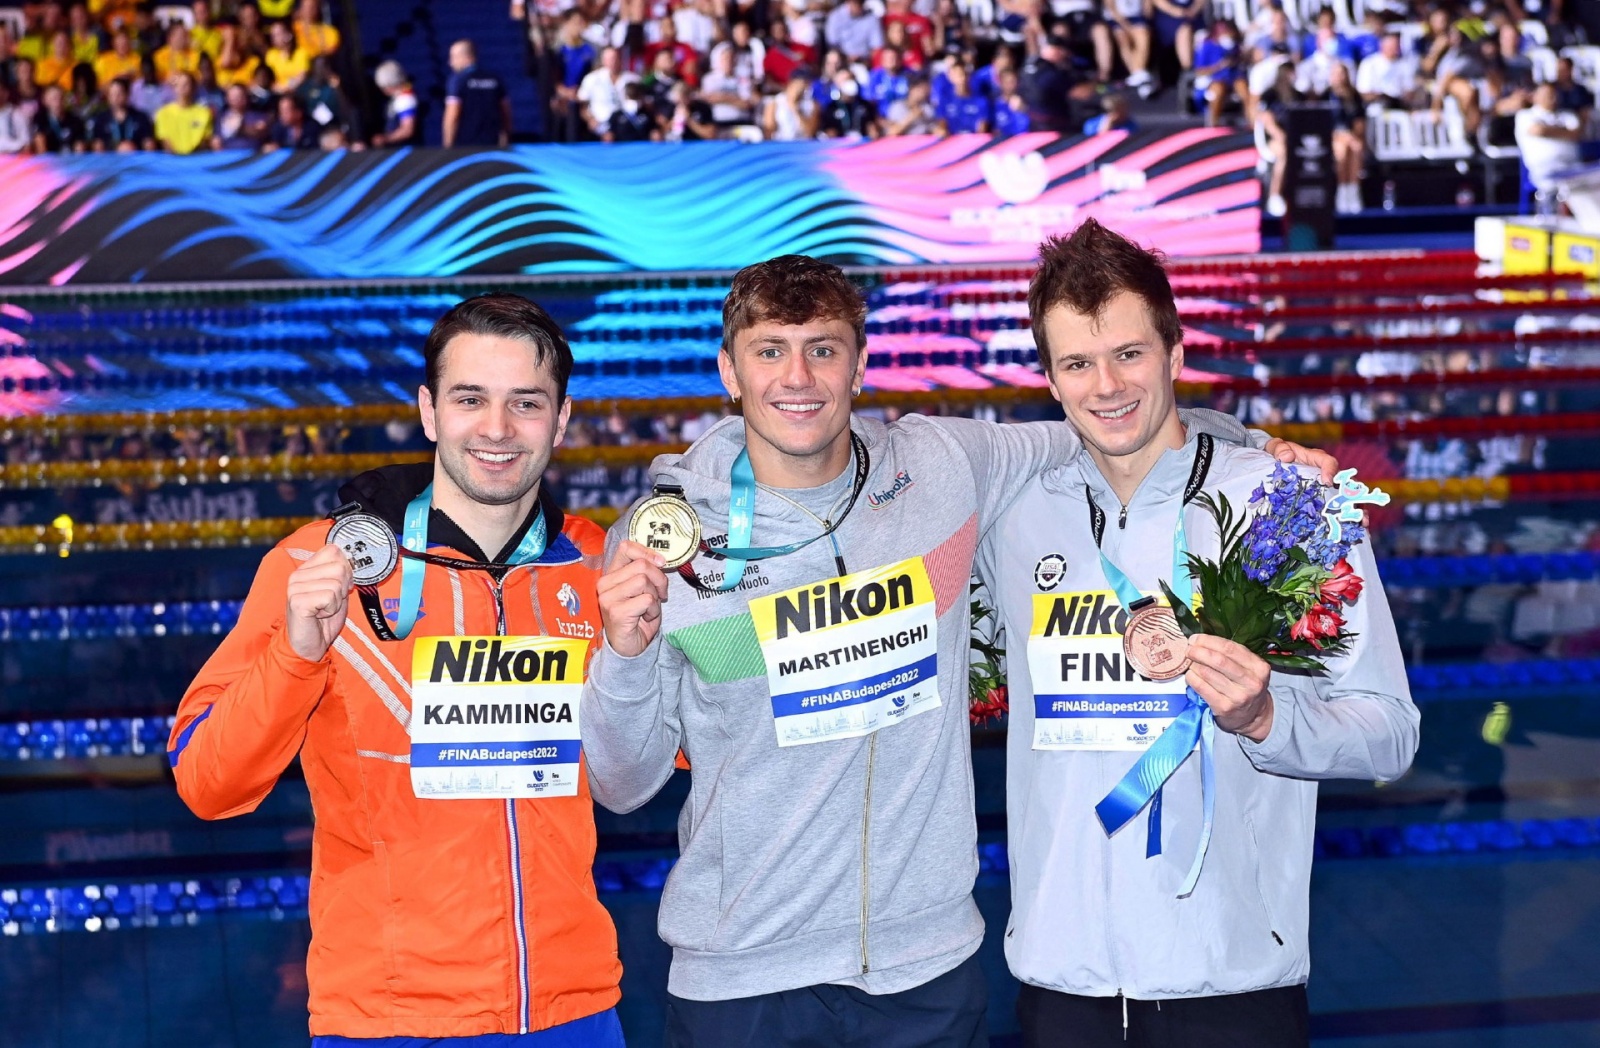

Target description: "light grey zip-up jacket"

left=976, top=430, right=1418, bottom=1000
left=581, top=410, right=1257, bottom=1003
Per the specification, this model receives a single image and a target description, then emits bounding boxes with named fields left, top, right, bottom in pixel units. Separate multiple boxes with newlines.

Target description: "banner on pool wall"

left=0, top=130, right=1258, bottom=284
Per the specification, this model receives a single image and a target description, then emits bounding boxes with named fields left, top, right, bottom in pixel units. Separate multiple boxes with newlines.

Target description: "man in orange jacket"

left=169, top=293, right=625, bottom=1045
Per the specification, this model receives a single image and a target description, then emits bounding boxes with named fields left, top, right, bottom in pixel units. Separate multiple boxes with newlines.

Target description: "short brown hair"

left=1028, top=219, right=1183, bottom=373
left=423, top=292, right=574, bottom=401
left=721, top=255, right=868, bottom=355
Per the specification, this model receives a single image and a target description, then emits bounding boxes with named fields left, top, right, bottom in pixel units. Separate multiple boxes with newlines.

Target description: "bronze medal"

left=1123, top=603, right=1191, bottom=682
left=629, top=492, right=701, bottom=570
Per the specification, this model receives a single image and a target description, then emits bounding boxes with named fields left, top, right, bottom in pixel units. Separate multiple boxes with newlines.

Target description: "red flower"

left=969, top=686, right=1009, bottom=725
left=1290, top=604, right=1345, bottom=650
left=1319, top=558, right=1364, bottom=605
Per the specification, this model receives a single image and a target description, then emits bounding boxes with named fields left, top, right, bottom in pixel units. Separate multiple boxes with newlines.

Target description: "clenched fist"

left=286, top=543, right=354, bottom=662
left=597, top=540, right=669, bottom=658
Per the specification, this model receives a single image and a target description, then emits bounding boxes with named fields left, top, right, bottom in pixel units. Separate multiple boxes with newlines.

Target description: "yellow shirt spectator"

left=156, top=45, right=202, bottom=81
left=215, top=55, right=261, bottom=89
left=264, top=45, right=310, bottom=91
left=295, top=20, right=340, bottom=59
left=192, top=25, right=223, bottom=57
left=36, top=56, right=76, bottom=91
left=89, top=0, right=141, bottom=32
left=259, top=0, right=296, bottom=17
left=95, top=49, right=141, bottom=85
left=71, top=32, right=100, bottom=64
left=155, top=102, right=213, bottom=154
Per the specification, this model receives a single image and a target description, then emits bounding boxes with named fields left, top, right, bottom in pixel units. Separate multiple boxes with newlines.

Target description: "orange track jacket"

left=169, top=467, right=622, bottom=1039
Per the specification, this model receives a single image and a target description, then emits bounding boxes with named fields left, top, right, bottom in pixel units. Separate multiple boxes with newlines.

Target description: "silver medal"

left=327, top=512, right=400, bottom=587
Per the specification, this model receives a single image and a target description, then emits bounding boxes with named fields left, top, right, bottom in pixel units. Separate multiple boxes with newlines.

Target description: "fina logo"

left=556, top=582, right=581, bottom=616
left=1133, top=723, right=1149, bottom=736
left=979, top=151, right=1049, bottom=205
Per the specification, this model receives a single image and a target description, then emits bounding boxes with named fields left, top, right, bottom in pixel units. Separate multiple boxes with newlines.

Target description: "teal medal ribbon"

left=710, top=432, right=870, bottom=591
left=387, top=483, right=549, bottom=640
left=1086, top=435, right=1217, bottom=897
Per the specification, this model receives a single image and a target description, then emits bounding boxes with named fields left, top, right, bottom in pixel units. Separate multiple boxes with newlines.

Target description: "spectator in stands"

left=1256, top=58, right=1298, bottom=217
left=154, top=71, right=212, bottom=154
left=577, top=45, right=634, bottom=140
left=215, top=24, right=261, bottom=89
left=155, top=22, right=201, bottom=82
left=643, top=49, right=684, bottom=112
left=825, top=0, right=884, bottom=63
left=933, top=0, right=970, bottom=59
left=659, top=80, right=718, bottom=140
left=87, top=73, right=151, bottom=149
left=607, top=80, right=656, bottom=140
left=214, top=81, right=272, bottom=149
left=1320, top=59, right=1366, bottom=214
left=780, top=0, right=823, bottom=52
left=1052, top=0, right=1114, bottom=84
left=32, top=83, right=86, bottom=151
left=236, top=1, right=269, bottom=58
left=246, top=61, right=278, bottom=112
left=1358, top=32, right=1423, bottom=110
left=443, top=39, right=512, bottom=147
left=885, top=74, right=938, bottom=134
left=130, top=53, right=171, bottom=115
left=0, top=82, right=29, bottom=154
left=294, top=0, right=340, bottom=60
left=1020, top=32, right=1082, bottom=134
left=15, top=9, right=51, bottom=64
left=66, top=3, right=100, bottom=63
left=611, top=0, right=652, bottom=75
left=1150, top=0, right=1204, bottom=85
left=1246, top=8, right=1300, bottom=69
left=1551, top=56, right=1594, bottom=126
left=644, top=18, right=698, bottom=80
left=1516, top=81, right=1583, bottom=203
left=988, top=68, right=1027, bottom=134
left=187, top=0, right=220, bottom=56
left=0, top=25, right=19, bottom=89
left=1193, top=16, right=1242, bottom=127
left=820, top=66, right=878, bottom=137
left=674, top=0, right=720, bottom=55
left=884, top=0, right=933, bottom=61
left=94, top=26, right=138, bottom=86
left=195, top=54, right=226, bottom=111
left=711, top=21, right=764, bottom=82
left=700, top=43, right=753, bottom=125
left=37, top=30, right=76, bottom=90
left=68, top=61, right=99, bottom=116
left=972, top=47, right=1013, bottom=101
left=265, top=20, right=309, bottom=92
left=1347, top=8, right=1388, bottom=63
left=268, top=91, right=319, bottom=148
left=762, top=19, right=815, bottom=90
left=878, top=21, right=925, bottom=72
left=762, top=68, right=819, bottom=139
left=550, top=14, right=596, bottom=142
left=371, top=60, right=420, bottom=147
left=1301, top=8, right=1353, bottom=64
left=866, top=47, right=910, bottom=110
left=1107, top=0, right=1153, bottom=98
left=1082, top=88, right=1137, bottom=133
left=937, top=59, right=989, bottom=133
left=298, top=57, right=358, bottom=143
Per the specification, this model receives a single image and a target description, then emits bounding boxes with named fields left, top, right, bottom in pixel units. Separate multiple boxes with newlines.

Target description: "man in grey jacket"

left=583, top=254, right=1333, bottom=1046
left=977, top=220, right=1419, bottom=1047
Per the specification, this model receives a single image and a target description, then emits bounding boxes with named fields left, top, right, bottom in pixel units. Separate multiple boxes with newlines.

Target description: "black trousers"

left=1017, top=983, right=1310, bottom=1048
left=665, top=951, right=989, bottom=1048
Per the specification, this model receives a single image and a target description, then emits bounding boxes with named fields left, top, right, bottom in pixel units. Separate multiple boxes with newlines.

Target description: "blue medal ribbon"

left=389, top=483, right=549, bottom=640
left=1088, top=435, right=1217, bottom=896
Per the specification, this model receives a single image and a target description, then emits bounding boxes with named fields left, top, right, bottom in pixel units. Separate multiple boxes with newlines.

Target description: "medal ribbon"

left=1086, top=436, right=1216, bottom=894
left=386, top=483, right=549, bottom=641
left=710, top=432, right=870, bottom=591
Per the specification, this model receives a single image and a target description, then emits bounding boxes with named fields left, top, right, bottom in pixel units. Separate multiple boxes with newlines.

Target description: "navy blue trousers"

left=1017, top=983, right=1310, bottom=1048
left=664, top=952, right=988, bottom=1048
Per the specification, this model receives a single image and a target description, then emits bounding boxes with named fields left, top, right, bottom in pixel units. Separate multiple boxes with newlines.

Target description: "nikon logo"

left=1041, top=594, right=1130, bottom=638
left=774, top=573, right=914, bottom=640
left=428, top=639, right=569, bottom=684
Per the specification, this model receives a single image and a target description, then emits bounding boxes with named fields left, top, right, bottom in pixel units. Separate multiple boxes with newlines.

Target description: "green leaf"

left=1264, top=653, right=1332, bottom=675
left=1159, top=581, right=1204, bottom=637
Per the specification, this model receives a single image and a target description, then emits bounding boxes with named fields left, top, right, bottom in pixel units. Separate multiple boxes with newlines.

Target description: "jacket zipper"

left=859, top=733, right=877, bottom=975
left=1118, top=503, right=1128, bottom=529
left=1101, top=753, right=1124, bottom=1008
left=491, top=576, right=531, bottom=1035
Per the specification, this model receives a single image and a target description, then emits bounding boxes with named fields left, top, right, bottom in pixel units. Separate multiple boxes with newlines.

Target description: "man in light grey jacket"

left=977, top=220, right=1419, bottom=1048
left=583, top=254, right=1333, bottom=1047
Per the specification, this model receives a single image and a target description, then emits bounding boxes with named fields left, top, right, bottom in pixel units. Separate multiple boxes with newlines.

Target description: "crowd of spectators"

left=0, top=0, right=372, bottom=154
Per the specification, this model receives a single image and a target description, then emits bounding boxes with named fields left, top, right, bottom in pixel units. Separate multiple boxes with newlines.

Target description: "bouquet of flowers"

left=968, top=586, right=1009, bottom=724
left=1160, top=463, right=1386, bottom=674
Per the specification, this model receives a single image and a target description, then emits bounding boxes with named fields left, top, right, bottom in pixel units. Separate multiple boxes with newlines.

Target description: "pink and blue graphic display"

left=0, top=129, right=1258, bottom=284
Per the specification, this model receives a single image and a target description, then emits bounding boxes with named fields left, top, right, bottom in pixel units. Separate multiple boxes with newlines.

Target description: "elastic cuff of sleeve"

left=1239, top=692, right=1290, bottom=759
left=267, top=625, right=336, bottom=678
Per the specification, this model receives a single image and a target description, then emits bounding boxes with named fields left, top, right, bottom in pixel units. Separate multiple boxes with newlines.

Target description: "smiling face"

left=1042, top=291, right=1184, bottom=477
left=718, top=318, right=866, bottom=488
left=419, top=333, right=571, bottom=513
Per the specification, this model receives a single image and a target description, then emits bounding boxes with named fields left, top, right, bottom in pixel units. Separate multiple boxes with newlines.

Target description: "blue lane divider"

left=1381, top=551, right=1598, bottom=587
left=0, top=602, right=244, bottom=642
left=0, top=716, right=175, bottom=760
left=1407, top=658, right=1600, bottom=696
left=3, top=817, right=1596, bottom=935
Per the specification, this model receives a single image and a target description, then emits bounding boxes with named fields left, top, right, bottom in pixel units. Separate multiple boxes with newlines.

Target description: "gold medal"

left=1123, top=602, right=1191, bottom=682
left=629, top=489, right=701, bottom=570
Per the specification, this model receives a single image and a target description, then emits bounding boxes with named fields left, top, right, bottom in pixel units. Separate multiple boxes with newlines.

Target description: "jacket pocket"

left=1243, top=815, right=1285, bottom=948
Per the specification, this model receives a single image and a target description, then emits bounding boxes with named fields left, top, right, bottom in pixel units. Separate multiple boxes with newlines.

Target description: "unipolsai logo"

left=1133, top=723, right=1149, bottom=736
left=979, top=151, right=1049, bottom=205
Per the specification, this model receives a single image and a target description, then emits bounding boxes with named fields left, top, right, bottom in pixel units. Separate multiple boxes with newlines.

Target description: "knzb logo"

left=556, top=582, right=580, bottom=616
left=1034, top=554, right=1066, bottom=591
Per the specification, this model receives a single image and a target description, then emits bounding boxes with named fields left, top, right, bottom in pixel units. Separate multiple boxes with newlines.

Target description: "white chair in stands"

left=1527, top=46, right=1558, bottom=84
left=1368, top=108, right=1420, bottom=162
left=728, top=124, right=765, bottom=143
left=1209, top=0, right=1248, bottom=31
left=1413, top=106, right=1472, bottom=161
left=152, top=4, right=194, bottom=29
left=1562, top=46, right=1600, bottom=94
left=1520, top=20, right=1549, bottom=48
left=0, top=7, right=24, bottom=41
